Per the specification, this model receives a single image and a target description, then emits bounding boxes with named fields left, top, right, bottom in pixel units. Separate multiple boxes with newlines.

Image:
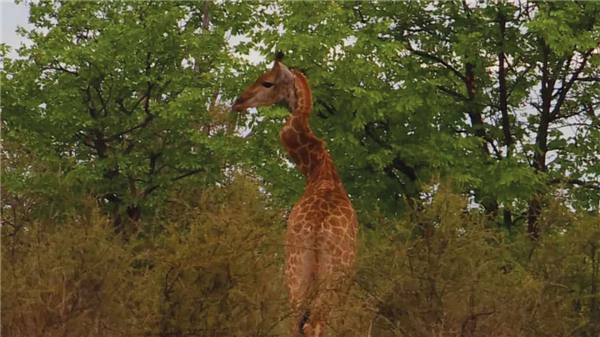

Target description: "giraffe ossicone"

left=233, top=53, right=358, bottom=337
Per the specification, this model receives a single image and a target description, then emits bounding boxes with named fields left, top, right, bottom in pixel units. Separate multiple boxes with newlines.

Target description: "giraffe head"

left=231, top=52, right=295, bottom=112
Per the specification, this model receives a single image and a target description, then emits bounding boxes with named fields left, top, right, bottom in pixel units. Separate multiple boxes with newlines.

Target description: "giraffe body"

left=233, top=55, right=357, bottom=337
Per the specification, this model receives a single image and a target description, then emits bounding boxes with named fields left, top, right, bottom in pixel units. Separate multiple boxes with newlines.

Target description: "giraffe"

left=232, top=53, right=358, bottom=337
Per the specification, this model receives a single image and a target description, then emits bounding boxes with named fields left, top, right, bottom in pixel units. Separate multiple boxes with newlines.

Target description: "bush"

left=2, top=177, right=287, bottom=337
left=345, top=189, right=600, bottom=337
left=3, top=180, right=599, bottom=337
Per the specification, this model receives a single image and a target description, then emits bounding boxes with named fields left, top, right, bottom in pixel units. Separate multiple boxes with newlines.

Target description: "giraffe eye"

left=262, top=82, right=274, bottom=88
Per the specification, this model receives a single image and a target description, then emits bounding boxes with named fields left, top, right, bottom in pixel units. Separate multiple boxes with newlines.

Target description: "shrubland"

left=3, top=178, right=599, bottom=336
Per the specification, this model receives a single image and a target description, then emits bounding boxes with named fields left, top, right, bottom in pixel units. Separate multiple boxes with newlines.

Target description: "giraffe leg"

left=305, top=216, right=357, bottom=337
left=303, top=252, right=345, bottom=337
left=286, top=239, right=316, bottom=337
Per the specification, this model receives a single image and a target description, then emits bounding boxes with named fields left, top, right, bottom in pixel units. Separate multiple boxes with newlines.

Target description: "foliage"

left=355, top=189, right=600, bottom=337
left=2, top=177, right=287, bottom=337
left=3, top=180, right=600, bottom=337
left=239, top=1, right=600, bottom=227
left=2, top=1, right=600, bottom=336
left=1, top=0, right=268, bottom=228
left=3, top=1, right=599, bottom=228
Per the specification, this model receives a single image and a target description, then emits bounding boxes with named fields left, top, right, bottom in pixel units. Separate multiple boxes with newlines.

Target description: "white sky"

left=1, top=0, right=31, bottom=58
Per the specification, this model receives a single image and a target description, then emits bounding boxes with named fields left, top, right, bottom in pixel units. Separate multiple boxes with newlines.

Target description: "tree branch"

left=142, top=168, right=205, bottom=198
left=498, top=13, right=512, bottom=156
left=43, top=63, right=79, bottom=76
left=105, top=115, right=154, bottom=142
left=507, top=63, right=534, bottom=100
left=81, top=85, right=98, bottom=119
left=92, top=83, right=110, bottom=117
left=549, top=178, right=600, bottom=191
left=171, top=168, right=205, bottom=182
left=551, top=49, right=593, bottom=119
left=437, top=85, right=468, bottom=101
left=575, top=76, right=600, bottom=82
left=408, top=47, right=467, bottom=82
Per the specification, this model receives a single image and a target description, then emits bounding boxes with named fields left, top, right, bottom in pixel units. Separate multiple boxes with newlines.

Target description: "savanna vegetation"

left=1, top=1, right=599, bottom=336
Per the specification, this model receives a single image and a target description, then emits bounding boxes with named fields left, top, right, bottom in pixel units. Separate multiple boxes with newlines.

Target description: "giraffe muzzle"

left=231, top=97, right=247, bottom=112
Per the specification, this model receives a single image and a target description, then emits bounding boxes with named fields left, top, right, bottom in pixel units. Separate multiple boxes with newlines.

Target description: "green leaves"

left=2, top=0, right=598, bottom=229
left=238, top=1, right=600, bottom=223
left=2, top=1, right=265, bottom=224
left=485, top=159, right=544, bottom=203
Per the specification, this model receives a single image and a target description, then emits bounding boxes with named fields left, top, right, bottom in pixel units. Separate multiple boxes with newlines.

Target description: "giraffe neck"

left=279, top=71, right=342, bottom=188
left=289, top=70, right=312, bottom=117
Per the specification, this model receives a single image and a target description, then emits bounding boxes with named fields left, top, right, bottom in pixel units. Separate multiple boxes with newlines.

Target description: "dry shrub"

left=2, top=177, right=287, bottom=337
left=336, top=188, right=600, bottom=337
left=2, top=204, right=130, bottom=337
left=3, top=179, right=600, bottom=337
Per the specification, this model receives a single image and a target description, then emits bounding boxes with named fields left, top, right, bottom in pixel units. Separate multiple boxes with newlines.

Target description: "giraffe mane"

left=290, top=69, right=313, bottom=114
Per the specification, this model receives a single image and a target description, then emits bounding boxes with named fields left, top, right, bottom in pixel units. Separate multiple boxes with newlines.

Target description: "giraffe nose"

left=232, top=97, right=246, bottom=112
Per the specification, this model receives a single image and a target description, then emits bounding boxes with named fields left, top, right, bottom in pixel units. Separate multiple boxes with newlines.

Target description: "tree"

left=1, top=0, right=266, bottom=231
left=241, top=1, right=599, bottom=233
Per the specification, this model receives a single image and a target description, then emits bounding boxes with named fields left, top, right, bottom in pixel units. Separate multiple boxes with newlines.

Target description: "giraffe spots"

left=291, top=225, right=302, bottom=235
left=300, top=226, right=312, bottom=236
left=295, top=212, right=306, bottom=222
left=291, top=117, right=303, bottom=132
left=333, top=246, right=343, bottom=257
left=297, top=131, right=308, bottom=144
left=331, top=225, right=344, bottom=237
left=299, top=148, right=310, bottom=166
left=281, top=128, right=301, bottom=150
left=307, top=139, right=325, bottom=153
left=290, top=151, right=302, bottom=165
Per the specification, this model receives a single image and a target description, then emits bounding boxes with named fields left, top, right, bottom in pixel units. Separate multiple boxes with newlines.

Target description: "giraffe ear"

left=275, top=51, right=285, bottom=62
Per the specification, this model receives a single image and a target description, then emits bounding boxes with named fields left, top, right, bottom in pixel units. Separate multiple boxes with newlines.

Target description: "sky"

left=0, top=0, right=267, bottom=64
left=1, top=0, right=31, bottom=58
